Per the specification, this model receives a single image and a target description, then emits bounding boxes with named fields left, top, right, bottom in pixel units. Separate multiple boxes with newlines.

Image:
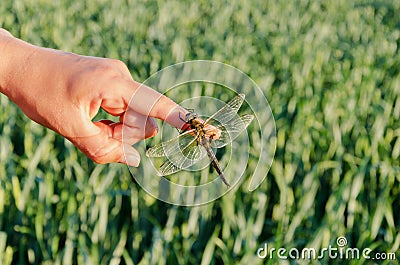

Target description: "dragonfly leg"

left=179, top=112, right=192, bottom=132
left=178, top=111, right=186, bottom=122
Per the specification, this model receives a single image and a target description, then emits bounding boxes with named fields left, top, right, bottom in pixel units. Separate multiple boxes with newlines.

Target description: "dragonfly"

left=145, top=93, right=254, bottom=187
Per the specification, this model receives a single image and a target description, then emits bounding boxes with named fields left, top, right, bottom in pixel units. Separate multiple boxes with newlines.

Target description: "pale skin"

left=0, top=28, right=195, bottom=166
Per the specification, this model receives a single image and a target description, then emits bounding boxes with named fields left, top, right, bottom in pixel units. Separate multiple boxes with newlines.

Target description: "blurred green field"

left=1, top=0, right=400, bottom=264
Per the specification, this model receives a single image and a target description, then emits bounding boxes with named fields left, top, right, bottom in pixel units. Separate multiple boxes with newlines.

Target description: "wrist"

left=0, top=30, right=14, bottom=94
left=0, top=28, right=13, bottom=37
left=0, top=29, right=38, bottom=101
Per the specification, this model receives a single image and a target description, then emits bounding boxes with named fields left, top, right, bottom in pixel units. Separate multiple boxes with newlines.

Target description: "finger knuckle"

left=109, top=59, right=128, bottom=70
left=85, top=146, right=112, bottom=164
left=89, top=153, right=108, bottom=164
left=145, top=121, right=158, bottom=138
left=145, top=127, right=158, bottom=139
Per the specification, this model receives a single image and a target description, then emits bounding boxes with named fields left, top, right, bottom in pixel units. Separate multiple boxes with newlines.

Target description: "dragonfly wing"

left=146, top=129, right=196, bottom=158
left=157, top=160, right=180, bottom=176
left=204, top=93, right=245, bottom=126
left=145, top=142, right=167, bottom=158
left=157, top=144, right=205, bottom=176
left=211, top=114, right=254, bottom=148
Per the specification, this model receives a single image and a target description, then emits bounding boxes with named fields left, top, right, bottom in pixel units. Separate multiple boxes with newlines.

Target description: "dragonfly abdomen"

left=201, top=136, right=230, bottom=187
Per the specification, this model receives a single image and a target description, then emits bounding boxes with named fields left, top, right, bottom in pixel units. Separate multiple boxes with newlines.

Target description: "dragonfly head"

left=185, top=112, right=198, bottom=122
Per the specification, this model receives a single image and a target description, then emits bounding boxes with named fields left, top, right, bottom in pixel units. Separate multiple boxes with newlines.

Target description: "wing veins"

left=204, top=93, right=245, bottom=126
left=146, top=129, right=196, bottom=157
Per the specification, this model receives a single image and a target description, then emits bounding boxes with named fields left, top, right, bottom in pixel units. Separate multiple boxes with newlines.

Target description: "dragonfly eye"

left=185, top=112, right=198, bottom=122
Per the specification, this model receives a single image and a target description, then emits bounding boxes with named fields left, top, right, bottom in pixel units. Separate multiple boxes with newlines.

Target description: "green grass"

left=1, top=0, right=400, bottom=264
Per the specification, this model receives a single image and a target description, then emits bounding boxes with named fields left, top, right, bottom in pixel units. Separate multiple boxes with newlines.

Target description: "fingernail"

left=124, top=150, right=140, bottom=167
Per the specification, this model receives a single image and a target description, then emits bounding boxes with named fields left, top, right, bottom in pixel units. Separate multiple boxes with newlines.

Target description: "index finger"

left=123, top=80, right=221, bottom=139
left=124, top=80, right=189, bottom=130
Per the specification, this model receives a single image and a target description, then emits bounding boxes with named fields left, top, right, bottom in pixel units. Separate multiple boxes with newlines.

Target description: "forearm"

left=0, top=28, right=38, bottom=102
left=0, top=29, right=14, bottom=94
left=0, top=28, right=192, bottom=165
left=0, top=28, right=13, bottom=37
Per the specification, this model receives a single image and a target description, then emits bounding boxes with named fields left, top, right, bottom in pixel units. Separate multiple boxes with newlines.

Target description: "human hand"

left=0, top=31, right=189, bottom=166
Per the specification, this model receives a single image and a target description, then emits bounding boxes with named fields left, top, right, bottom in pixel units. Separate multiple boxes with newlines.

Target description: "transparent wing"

left=146, top=129, right=196, bottom=158
left=146, top=130, right=207, bottom=176
left=157, top=159, right=181, bottom=176
left=204, top=93, right=245, bottom=126
left=157, top=144, right=204, bottom=176
left=211, top=114, right=254, bottom=148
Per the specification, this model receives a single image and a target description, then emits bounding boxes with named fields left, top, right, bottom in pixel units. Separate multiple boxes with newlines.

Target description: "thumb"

left=68, top=121, right=140, bottom=166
